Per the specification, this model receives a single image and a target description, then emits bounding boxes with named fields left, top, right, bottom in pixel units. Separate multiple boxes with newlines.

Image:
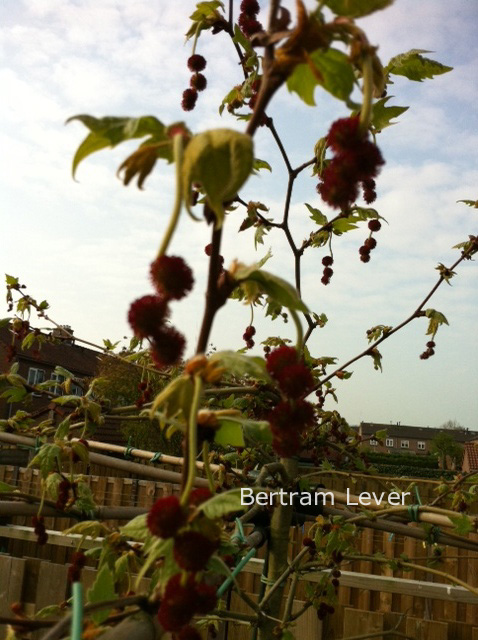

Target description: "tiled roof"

left=0, top=325, right=100, bottom=377
left=464, top=442, right=478, bottom=471
left=359, top=421, right=478, bottom=443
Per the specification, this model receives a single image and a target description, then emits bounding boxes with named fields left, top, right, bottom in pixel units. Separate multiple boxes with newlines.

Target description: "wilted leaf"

left=87, top=564, right=116, bottom=624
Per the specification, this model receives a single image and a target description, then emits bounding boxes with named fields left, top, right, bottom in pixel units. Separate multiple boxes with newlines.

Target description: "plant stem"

left=157, top=133, right=183, bottom=257
left=180, top=375, right=203, bottom=506
left=202, top=441, right=215, bottom=492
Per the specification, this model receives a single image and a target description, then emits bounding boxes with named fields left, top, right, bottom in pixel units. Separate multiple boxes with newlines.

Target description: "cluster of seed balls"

left=420, top=340, right=436, bottom=360
left=359, top=219, right=381, bottom=263
left=239, top=0, right=262, bottom=36
left=146, top=490, right=219, bottom=638
left=128, top=256, right=194, bottom=369
left=266, top=345, right=316, bottom=457
left=318, top=116, right=384, bottom=211
left=181, top=54, right=207, bottom=112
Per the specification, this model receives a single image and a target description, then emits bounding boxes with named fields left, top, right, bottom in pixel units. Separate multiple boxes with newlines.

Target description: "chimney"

left=52, top=325, right=75, bottom=345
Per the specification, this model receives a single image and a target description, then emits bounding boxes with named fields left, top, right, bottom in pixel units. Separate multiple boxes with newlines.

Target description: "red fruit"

left=173, top=531, right=218, bottom=572
left=323, top=267, right=333, bottom=278
left=322, top=256, right=333, bottom=266
left=158, top=574, right=196, bottom=631
left=266, top=345, right=298, bottom=378
left=272, top=430, right=302, bottom=457
left=362, top=178, right=377, bottom=204
left=276, top=363, right=314, bottom=399
left=268, top=400, right=315, bottom=433
left=190, top=73, right=207, bottom=92
left=151, top=326, right=186, bottom=368
left=360, top=253, right=371, bottom=263
left=302, top=537, right=315, bottom=548
left=238, top=13, right=262, bottom=36
left=147, top=495, right=186, bottom=539
left=327, top=116, right=362, bottom=152
left=189, top=488, right=212, bottom=507
left=368, top=219, right=381, bottom=232
left=240, top=0, right=260, bottom=15
left=187, top=54, right=207, bottom=72
left=181, top=88, right=198, bottom=112
left=318, top=160, right=359, bottom=210
left=321, top=276, right=330, bottom=285
left=150, top=255, right=194, bottom=301
left=194, top=582, right=217, bottom=614
left=128, top=295, right=169, bottom=339
left=364, top=237, right=377, bottom=250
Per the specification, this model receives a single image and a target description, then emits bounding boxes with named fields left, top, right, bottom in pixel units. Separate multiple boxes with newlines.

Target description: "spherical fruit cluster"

left=420, top=340, right=436, bottom=360
left=182, top=55, right=207, bottom=112
left=56, top=478, right=74, bottom=510
left=158, top=574, right=217, bottom=633
left=317, top=601, right=335, bottom=620
left=174, top=531, right=219, bottom=572
left=243, top=324, right=256, bottom=349
left=32, top=515, right=48, bottom=545
left=359, top=220, right=381, bottom=263
left=128, top=255, right=193, bottom=369
left=147, top=495, right=187, bottom=539
left=317, top=116, right=384, bottom=210
left=68, top=550, right=87, bottom=583
left=321, top=255, right=334, bottom=285
left=239, top=0, right=262, bottom=37
left=266, top=346, right=316, bottom=456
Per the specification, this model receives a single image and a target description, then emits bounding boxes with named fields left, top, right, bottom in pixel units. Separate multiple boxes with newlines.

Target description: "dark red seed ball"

left=322, top=256, right=333, bottom=267
left=323, top=267, right=333, bottom=278
left=181, top=88, right=198, bottom=112
left=364, top=237, right=377, bottom=250
left=360, top=253, right=371, bottom=263
left=190, top=73, right=207, bottom=92
left=187, top=54, right=206, bottom=72
left=368, top=219, right=381, bottom=232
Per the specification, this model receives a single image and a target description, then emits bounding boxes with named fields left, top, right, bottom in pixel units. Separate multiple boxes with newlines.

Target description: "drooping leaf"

left=209, top=351, right=270, bottom=382
left=371, top=97, right=409, bottom=131
left=54, top=417, right=70, bottom=440
left=198, top=488, right=250, bottom=519
left=457, top=199, right=478, bottom=208
left=214, top=417, right=273, bottom=447
left=287, top=48, right=355, bottom=106
left=149, top=375, right=195, bottom=424
left=29, top=443, right=62, bottom=478
left=120, top=514, right=149, bottom=542
left=425, top=308, right=449, bottom=338
left=182, top=128, right=254, bottom=227
left=324, top=0, right=394, bottom=18
left=450, top=514, right=474, bottom=536
left=214, top=419, right=245, bottom=447
left=234, top=267, right=308, bottom=312
left=385, top=50, right=453, bottom=82
left=253, top=158, right=272, bottom=173
left=87, top=564, right=116, bottom=624
left=67, top=115, right=166, bottom=178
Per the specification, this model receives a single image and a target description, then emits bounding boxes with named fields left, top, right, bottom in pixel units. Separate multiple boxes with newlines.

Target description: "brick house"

left=357, top=421, right=478, bottom=456
left=462, top=441, right=478, bottom=472
left=0, top=324, right=99, bottom=421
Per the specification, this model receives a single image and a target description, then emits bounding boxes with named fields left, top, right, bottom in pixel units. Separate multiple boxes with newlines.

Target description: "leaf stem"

left=157, top=133, right=184, bottom=257
left=202, top=441, right=215, bottom=492
left=180, top=375, right=203, bottom=506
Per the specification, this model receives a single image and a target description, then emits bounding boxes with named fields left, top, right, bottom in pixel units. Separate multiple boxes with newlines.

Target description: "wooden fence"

left=2, top=465, right=478, bottom=639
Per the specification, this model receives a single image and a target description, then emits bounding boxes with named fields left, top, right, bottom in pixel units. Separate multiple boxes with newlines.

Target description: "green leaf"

left=0, top=317, right=11, bottom=329
left=0, top=481, right=17, bottom=493
left=425, top=308, right=449, bottom=338
left=209, top=351, right=270, bottom=382
left=5, top=275, right=19, bottom=287
left=368, top=348, right=383, bottom=372
left=136, top=538, right=172, bottom=585
left=29, top=443, right=62, bottom=479
left=235, top=267, right=308, bottom=312
left=214, top=419, right=245, bottom=447
left=385, top=50, right=453, bottom=82
left=54, top=417, right=70, bottom=440
left=450, top=514, right=473, bottom=536
left=87, top=564, right=116, bottom=625
left=35, top=604, right=64, bottom=619
left=67, top=115, right=165, bottom=178
left=1, top=387, right=27, bottom=404
left=252, top=158, right=272, bottom=173
left=182, top=128, right=254, bottom=227
left=52, top=395, right=81, bottom=406
left=198, top=488, right=254, bottom=519
left=371, top=97, right=409, bottom=131
left=287, top=49, right=355, bottom=106
left=305, top=203, right=328, bottom=226
left=63, top=521, right=108, bottom=539
left=149, top=375, right=195, bottom=423
left=120, top=514, right=149, bottom=542
left=71, top=441, right=89, bottom=464
left=324, top=0, right=394, bottom=18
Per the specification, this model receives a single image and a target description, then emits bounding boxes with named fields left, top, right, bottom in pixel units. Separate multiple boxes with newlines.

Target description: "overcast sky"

left=1, top=0, right=477, bottom=430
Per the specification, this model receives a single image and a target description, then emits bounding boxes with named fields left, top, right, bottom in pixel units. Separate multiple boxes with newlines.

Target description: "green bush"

left=373, top=463, right=455, bottom=479
left=365, top=451, right=438, bottom=469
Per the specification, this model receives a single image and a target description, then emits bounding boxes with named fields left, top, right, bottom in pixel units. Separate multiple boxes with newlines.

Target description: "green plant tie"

left=151, top=451, right=162, bottom=463
left=217, top=547, right=256, bottom=597
left=71, top=582, right=83, bottom=640
left=231, top=517, right=245, bottom=545
left=408, top=504, right=420, bottom=522
left=124, top=436, right=134, bottom=459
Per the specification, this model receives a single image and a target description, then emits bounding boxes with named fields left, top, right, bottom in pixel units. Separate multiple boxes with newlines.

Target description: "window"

left=386, top=438, right=394, bottom=447
left=27, top=368, right=45, bottom=396
left=51, top=372, right=65, bottom=395
left=417, top=441, right=426, bottom=450
left=401, top=440, right=409, bottom=449
left=369, top=439, right=378, bottom=446
left=72, top=383, right=83, bottom=397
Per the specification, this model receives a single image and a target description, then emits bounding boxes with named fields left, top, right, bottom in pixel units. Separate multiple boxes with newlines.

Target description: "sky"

left=1, top=0, right=477, bottom=430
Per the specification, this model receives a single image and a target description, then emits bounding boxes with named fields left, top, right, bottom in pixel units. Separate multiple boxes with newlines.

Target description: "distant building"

left=462, top=441, right=478, bottom=472
left=357, top=421, right=478, bottom=456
